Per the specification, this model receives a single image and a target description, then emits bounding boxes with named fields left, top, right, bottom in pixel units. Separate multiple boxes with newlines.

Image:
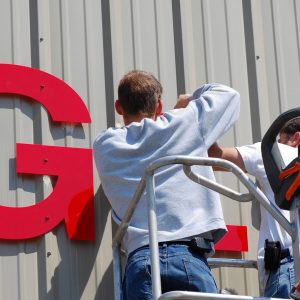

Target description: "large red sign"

left=0, top=64, right=94, bottom=241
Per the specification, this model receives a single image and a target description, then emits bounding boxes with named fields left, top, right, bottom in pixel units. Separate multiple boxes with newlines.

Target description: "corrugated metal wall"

left=0, top=0, right=299, bottom=299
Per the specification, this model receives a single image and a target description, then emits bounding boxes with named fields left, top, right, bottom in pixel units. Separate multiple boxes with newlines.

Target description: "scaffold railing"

left=112, top=155, right=300, bottom=300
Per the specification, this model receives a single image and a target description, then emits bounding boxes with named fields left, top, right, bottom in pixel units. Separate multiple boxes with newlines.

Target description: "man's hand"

left=174, top=94, right=191, bottom=109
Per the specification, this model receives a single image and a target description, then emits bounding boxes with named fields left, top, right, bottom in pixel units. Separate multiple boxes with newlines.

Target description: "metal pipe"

left=112, top=175, right=146, bottom=248
left=112, top=245, right=122, bottom=300
left=111, top=155, right=297, bottom=300
left=234, top=171, right=295, bottom=239
left=146, top=174, right=162, bottom=300
left=146, top=156, right=294, bottom=239
left=208, top=258, right=257, bottom=269
left=291, top=209, right=300, bottom=283
left=183, top=165, right=253, bottom=202
left=157, top=290, right=287, bottom=300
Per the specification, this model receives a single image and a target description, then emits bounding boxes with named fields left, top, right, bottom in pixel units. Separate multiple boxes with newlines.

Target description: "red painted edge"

left=215, top=225, right=248, bottom=252
left=0, top=64, right=91, bottom=123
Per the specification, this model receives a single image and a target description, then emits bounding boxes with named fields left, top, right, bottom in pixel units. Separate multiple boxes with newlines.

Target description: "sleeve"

left=236, top=142, right=265, bottom=178
left=236, top=143, right=264, bottom=230
left=189, top=83, right=240, bottom=148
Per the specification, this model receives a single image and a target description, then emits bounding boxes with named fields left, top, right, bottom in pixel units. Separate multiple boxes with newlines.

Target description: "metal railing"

left=112, top=155, right=300, bottom=300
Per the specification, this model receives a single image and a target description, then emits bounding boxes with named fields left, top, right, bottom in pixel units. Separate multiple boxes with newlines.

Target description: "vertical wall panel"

left=131, top=1, right=159, bottom=72
left=202, top=0, right=231, bottom=83
left=36, top=1, right=114, bottom=299
left=0, top=0, right=40, bottom=300
left=110, top=0, right=177, bottom=118
left=156, top=0, right=178, bottom=110
left=271, top=1, right=300, bottom=111
left=181, top=1, right=208, bottom=90
left=253, top=0, right=300, bottom=134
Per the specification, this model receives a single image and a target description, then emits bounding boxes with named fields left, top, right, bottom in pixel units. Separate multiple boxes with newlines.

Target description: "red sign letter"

left=0, top=64, right=94, bottom=241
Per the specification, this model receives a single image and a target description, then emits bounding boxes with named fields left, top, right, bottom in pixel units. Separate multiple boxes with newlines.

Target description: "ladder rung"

left=208, top=258, right=257, bottom=269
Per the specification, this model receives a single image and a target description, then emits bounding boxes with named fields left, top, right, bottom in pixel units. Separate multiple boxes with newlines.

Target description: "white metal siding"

left=0, top=0, right=298, bottom=299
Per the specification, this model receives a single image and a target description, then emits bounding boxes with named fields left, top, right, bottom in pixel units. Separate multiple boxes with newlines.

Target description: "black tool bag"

left=190, top=237, right=215, bottom=257
left=264, top=239, right=282, bottom=271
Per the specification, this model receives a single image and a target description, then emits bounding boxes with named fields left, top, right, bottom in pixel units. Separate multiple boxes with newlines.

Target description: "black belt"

left=280, top=248, right=290, bottom=260
left=158, top=240, right=190, bottom=246
left=158, top=237, right=215, bottom=257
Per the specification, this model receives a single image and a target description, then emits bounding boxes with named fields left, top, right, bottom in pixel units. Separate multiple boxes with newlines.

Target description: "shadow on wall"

left=46, top=186, right=114, bottom=300
left=94, top=212, right=120, bottom=300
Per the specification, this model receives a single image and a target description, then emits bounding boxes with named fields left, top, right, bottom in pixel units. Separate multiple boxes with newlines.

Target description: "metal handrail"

left=157, top=291, right=266, bottom=300
left=158, top=291, right=269, bottom=300
left=112, top=155, right=298, bottom=300
left=207, top=258, right=257, bottom=269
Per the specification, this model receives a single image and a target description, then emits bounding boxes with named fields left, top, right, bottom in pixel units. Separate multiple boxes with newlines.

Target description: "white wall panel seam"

left=172, top=0, right=185, bottom=95
left=101, top=0, right=115, bottom=129
left=242, top=0, right=262, bottom=143
left=295, top=0, right=300, bottom=87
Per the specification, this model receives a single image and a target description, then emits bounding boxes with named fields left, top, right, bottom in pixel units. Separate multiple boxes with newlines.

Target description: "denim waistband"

left=128, top=242, right=192, bottom=259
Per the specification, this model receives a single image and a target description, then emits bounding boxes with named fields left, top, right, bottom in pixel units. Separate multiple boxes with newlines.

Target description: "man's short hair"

left=118, top=70, right=162, bottom=117
left=280, top=116, right=300, bottom=135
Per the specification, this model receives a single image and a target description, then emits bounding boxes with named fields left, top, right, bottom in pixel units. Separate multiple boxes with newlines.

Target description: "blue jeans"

left=264, top=256, right=295, bottom=299
left=122, top=243, right=218, bottom=300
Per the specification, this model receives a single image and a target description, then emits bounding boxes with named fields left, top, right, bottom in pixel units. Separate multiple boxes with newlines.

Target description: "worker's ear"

left=115, top=100, right=124, bottom=116
left=293, top=131, right=300, bottom=147
left=155, top=99, right=163, bottom=117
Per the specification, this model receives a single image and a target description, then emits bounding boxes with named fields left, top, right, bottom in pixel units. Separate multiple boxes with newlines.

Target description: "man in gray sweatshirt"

left=93, top=70, right=240, bottom=300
